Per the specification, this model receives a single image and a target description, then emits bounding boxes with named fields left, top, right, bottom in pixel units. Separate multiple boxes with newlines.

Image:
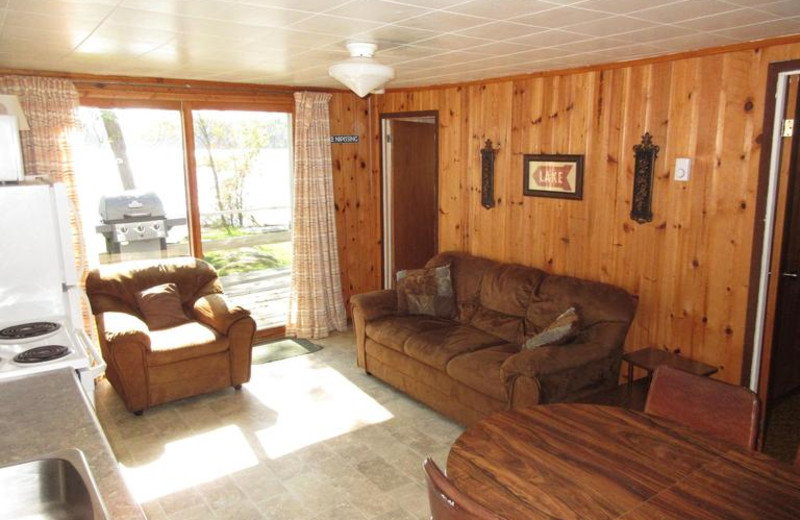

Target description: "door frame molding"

left=743, top=60, right=800, bottom=396
left=379, top=110, right=439, bottom=289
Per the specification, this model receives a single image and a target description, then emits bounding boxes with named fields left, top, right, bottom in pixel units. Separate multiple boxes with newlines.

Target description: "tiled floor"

left=95, top=329, right=464, bottom=520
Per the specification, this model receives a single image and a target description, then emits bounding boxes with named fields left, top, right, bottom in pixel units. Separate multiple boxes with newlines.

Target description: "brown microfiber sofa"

left=86, top=257, right=256, bottom=414
left=351, top=252, right=637, bottom=425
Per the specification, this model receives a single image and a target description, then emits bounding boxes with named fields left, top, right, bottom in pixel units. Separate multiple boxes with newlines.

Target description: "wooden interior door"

left=770, top=77, right=800, bottom=401
left=389, top=119, right=437, bottom=276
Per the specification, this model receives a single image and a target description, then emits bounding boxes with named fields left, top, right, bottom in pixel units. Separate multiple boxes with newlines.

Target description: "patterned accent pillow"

left=523, top=306, right=580, bottom=349
left=396, top=264, right=455, bottom=318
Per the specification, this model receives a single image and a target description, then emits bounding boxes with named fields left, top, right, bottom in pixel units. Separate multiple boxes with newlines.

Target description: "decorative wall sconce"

left=481, top=139, right=499, bottom=209
left=630, top=132, right=659, bottom=224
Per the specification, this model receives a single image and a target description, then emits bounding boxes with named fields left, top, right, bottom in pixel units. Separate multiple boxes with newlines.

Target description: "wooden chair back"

left=644, top=365, right=760, bottom=449
left=423, top=458, right=505, bottom=520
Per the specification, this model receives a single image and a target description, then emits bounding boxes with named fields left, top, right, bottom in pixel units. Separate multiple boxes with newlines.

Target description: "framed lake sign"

left=523, top=154, right=584, bottom=200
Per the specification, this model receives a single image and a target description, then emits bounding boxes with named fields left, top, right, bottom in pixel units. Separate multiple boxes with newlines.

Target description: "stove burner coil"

left=13, top=345, right=71, bottom=364
left=0, top=321, right=61, bottom=340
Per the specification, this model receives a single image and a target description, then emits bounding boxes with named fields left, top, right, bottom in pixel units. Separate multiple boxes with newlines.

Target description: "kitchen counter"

left=0, top=368, right=144, bottom=519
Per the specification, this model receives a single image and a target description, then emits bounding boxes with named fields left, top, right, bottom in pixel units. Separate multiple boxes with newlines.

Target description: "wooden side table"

left=624, top=347, right=718, bottom=391
left=580, top=347, right=718, bottom=410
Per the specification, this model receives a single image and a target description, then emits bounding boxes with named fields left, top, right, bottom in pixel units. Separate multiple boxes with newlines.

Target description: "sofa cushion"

left=366, top=315, right=453, bottom=352
left=534, top=274, right=637, bottom=327
left=446, top=343, right=519, bottom=401
left=396, top=264, right=455, bottom=318
left=464, top=263, right=544, bottom=342
left=469, top=307, right=525, bottom=344
left=404, top=325, right=506, bottom=371
left=426, top=252, right=496, bottom=323
left=135, top=282, right=191, bottom=330
left=479, top=264, right=543, bottom=316
left=148, top=322, right=228, bottom=366
left=524, top=307, right=580, bottom=349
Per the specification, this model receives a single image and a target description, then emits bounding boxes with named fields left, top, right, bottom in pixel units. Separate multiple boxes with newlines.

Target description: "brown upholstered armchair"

left=85, top=257, right=256, bottom=415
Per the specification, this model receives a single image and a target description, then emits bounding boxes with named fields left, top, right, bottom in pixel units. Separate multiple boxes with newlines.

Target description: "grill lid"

left=99, top=190, right=165, bottom=222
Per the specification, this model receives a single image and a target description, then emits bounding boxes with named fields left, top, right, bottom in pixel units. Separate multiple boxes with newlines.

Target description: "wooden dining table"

left=447, top=404, right=800, bottom=519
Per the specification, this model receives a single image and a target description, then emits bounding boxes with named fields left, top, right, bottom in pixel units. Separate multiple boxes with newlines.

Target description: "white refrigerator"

left=0, top=182, right=104, bottom=401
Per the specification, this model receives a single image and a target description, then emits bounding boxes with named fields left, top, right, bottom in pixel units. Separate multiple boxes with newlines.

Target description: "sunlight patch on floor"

left=249, top=357, right=394, bottom=458
left=119, top=425, right=258, bottom=503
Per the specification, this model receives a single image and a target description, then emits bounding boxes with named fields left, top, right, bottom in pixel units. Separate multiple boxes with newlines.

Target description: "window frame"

left=79, top=89, right=295, bottom=339
left=79, top=96, right=294, bottom=259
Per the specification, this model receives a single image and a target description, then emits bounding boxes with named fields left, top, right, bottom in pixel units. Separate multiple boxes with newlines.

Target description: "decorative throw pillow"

left=396, top=264, right=455, bottom=318
left=523, top=306, right=580, bottom=349
left=135, top=282, right=191, bottom=330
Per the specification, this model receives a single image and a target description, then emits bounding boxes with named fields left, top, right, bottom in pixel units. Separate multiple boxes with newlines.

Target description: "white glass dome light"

left=328, top=42, right=395, bottom=98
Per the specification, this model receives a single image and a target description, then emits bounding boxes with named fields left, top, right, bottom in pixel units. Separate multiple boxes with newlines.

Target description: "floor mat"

left=251, top=337, right=322, bottom=364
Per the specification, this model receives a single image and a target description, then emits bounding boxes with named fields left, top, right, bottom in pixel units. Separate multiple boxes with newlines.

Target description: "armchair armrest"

left=351, top=290, right=397, bottom=371
left=95, top=311, right=151, bottom=413
left=501, top=342, right=620, bottom=406
left=192, top=293, right=251, bottom=335
left=99, top=311, right=151, bottom=349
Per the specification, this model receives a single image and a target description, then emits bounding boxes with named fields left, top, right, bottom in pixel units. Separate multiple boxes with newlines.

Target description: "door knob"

left=781, top=272, right=799, bottom=278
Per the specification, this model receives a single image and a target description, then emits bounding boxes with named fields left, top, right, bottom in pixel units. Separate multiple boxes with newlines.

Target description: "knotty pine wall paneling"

left=370, top=41, right=800, bottom=384
left=466, top=82, right=514, bottom=261
left=328, top=92, right=381, bottom=307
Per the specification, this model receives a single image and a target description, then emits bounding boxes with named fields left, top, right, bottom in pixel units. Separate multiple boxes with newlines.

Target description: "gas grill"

left=95, top=191, right=186, bottom=255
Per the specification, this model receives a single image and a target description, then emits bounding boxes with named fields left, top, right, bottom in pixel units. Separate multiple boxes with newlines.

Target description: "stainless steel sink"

left=0, top=448, right=108, bottom=520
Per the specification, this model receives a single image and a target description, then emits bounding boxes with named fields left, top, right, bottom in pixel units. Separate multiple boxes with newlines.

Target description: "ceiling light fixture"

left=328, top=42, right=395, bottom=98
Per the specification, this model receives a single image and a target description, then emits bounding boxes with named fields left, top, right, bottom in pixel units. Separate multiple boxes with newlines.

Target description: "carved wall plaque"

left=631, top=132, right=659, bottom=223
left=480, top=139, right=498, bottom=209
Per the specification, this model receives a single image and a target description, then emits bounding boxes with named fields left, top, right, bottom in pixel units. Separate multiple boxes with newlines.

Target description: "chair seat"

left=148, top=322, right=229, bottom=366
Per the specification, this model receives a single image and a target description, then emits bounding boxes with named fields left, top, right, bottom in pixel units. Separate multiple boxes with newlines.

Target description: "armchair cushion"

left=148, top=322, right=228, bottom=366
left=135, top=282, right=191, bottom=330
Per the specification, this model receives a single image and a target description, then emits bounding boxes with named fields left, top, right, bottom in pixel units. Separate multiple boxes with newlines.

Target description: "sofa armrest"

left=350, top=290, right=397, bottom=321
left=192, top=294, right=251, bottom=335
left=501, top=342, right=620, bottom=406
left=351, top=290, right=397, bottom=370
left=100, top=311, right=151, bottom=349
left=502, top=342, right=611, bottom=377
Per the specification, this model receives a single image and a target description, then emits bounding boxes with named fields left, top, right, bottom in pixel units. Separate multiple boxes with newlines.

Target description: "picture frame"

left=523, top=154, right=584, bottom=200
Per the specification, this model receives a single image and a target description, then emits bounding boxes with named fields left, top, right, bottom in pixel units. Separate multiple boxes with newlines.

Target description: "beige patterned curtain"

left=0, top=76, right=89, bottom=327
left=286, top=92, right=347, bottom=339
